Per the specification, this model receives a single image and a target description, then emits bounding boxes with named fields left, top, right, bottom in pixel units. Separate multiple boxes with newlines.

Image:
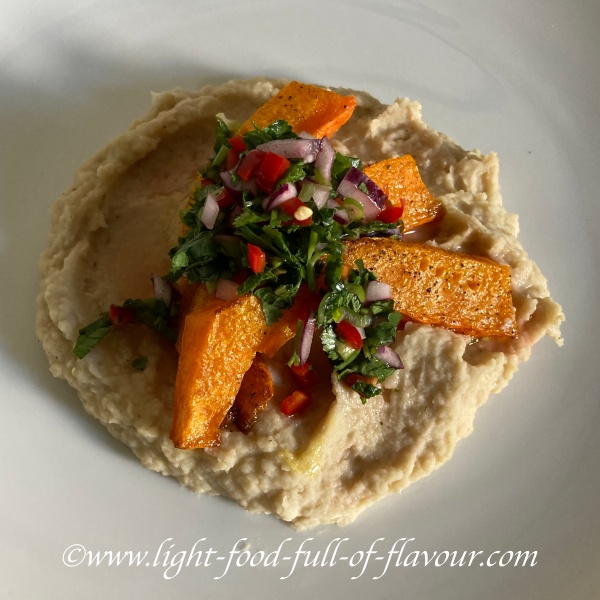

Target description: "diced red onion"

left=298, top=131, right=316, bottom=139
left=365, top=280, right=392, bottom=304
left=200, top=192, right=219, bottom=230
left=337, top=174, right=382, bottom=221
left=298, top=312, right=316, bottom=366
left=333, top=208, right=350, bottom=224
left=220, top=169, right=258, bottom=196
left=326, top=198, right=340, bottom=210
left=256, top=139, right=322, bottom=162
left=265, top=182, right=298, bottom=210
left=151, top=273, right=172, bottom=307
left=310, top=183, right=331, bottom=209
left=236, top=149, right=266, bottom=181
left=215, top=278, right=239, bottom=301
left=315, top=136, right=335, bottom=184
left=343, top=166, right=387, bottom=210
left=375, top=345, right=404, bottom=369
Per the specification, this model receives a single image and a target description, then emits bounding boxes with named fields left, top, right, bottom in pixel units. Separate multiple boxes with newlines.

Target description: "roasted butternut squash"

left=343, top=238, right=517, bottom=338
left=171, top=294, right=267, bottom=449
left=237, top=81, right=356, bottom=138
left=171, top=285, right=317, bottom=447
left=363, top=155, right=443, bottom=231
left=232, top=353, right=274, bottom=433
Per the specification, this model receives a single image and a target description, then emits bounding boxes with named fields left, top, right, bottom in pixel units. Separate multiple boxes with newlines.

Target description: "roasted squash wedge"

left=171, top=286, right=317, bottom=447
left=364, top=155, right=443, bottom=231
left=237, top=81, right=356, bottom=138
left=343, top=237, right=518, bottom=338
left=232, top=353, right=274, bottom=433
left=171, top=294, right=268, bottom=449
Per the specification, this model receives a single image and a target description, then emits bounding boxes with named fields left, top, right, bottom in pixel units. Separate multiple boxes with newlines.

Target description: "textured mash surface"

left=36, top=78, right=564, bottom=529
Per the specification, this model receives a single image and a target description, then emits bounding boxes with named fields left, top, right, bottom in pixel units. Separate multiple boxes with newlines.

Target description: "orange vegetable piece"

left=364, top=155, right=443, bottom=231
left=174, top=283, right=217, bottom=353
left=257, top=284, right=319, bottom=357
left=172, top=287, right=319, bottom=448
left=281, top=390, right=311, bottom=416
left=237, top=81, right=356, bottom=139
left=170, top=294, right=268, bottom=449
left=232, top=353, right=274, bottom=433
left=343, top=238, right=518, bottom=338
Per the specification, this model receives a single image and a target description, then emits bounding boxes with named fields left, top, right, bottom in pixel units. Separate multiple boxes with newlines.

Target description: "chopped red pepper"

left=216, top=187, right=237, bottom=209
left=109, top=304, right=135, bottom=326
left=336, top=319, right=363, bottom=350
left=377, top=206, right=404, bottom=223
left=291, top=284, right=322, bottom=322
left=289, top=363, right=317, bottom=387
left=396, top=317, right=409, bottom=331
left=247, top=243, right=266, bottom=274
left=280, top=197, right=304, bottom=217
left=256, top=152, right=290, bottom=192
left=228, top=136, right=247, bottom=153
left=236, top=149, right=266, bottom=181
left=279, top=197, right=312, bottom=226
left=281, top=390, right=311, bottom=416
left=225, top=148, right=240, bottom=170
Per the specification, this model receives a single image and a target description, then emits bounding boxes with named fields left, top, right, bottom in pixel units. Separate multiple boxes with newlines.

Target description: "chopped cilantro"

left=242, top=119, right=295, bottom=148
left=73, top=314, right=112, bottom=359
left=73, top=298, right=177, bottom=358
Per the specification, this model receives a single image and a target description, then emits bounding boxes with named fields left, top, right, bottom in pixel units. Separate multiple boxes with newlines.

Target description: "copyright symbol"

left=63, top=544, right=85, bottom=567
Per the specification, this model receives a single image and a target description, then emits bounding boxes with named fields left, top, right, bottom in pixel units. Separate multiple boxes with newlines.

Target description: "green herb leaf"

left=213, top=116, right=231, bottom=153
left=242, top=119, right=296, bottom=148
left=73, top=314, right=112, bottom=358
left=330, top=152, right=362, bottom=189
left=121, top=298, right=178, bottom=343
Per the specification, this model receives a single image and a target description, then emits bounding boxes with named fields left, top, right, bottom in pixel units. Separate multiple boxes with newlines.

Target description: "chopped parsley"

left=73, top=298, right=177, bottom=359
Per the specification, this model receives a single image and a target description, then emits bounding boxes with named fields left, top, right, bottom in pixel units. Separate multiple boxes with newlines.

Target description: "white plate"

left=1, top=0, right=599, bottom=598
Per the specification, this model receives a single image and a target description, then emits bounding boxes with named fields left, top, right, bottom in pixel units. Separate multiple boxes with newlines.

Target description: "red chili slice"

left=109, top=304, right=135, bottom=326
left=289, top=363, right=317, bottom=387
left=293, top=284, right=323, bottom=322
left=294, top=216, right=313, bottom=226
left=279, top=197, right=312, bottom=226
left=280, top=197, right=304, bottom=217
left=256, top=152, right=290, bottom=193
left=228, top=136, right=247, bottom=153
left=225, top=148, right=240, bottom=170
left=336, top=319, right=363, bottom=350
left=281, top=390, right=311, bottom=416
left=247, top=243, right=266, bottom=274
left=216, top=188, right=237, bottom=209
left=377, top=206, right=404, bottom=223
left=343, top=373, right=378, bottom=388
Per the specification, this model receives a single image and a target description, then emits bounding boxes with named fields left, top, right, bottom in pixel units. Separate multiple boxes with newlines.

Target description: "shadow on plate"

left=0, top=41, right=248, bottom=459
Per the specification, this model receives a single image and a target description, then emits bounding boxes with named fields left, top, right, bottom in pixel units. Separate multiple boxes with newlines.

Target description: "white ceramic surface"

left=1, top=1, right=598, bottom=598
